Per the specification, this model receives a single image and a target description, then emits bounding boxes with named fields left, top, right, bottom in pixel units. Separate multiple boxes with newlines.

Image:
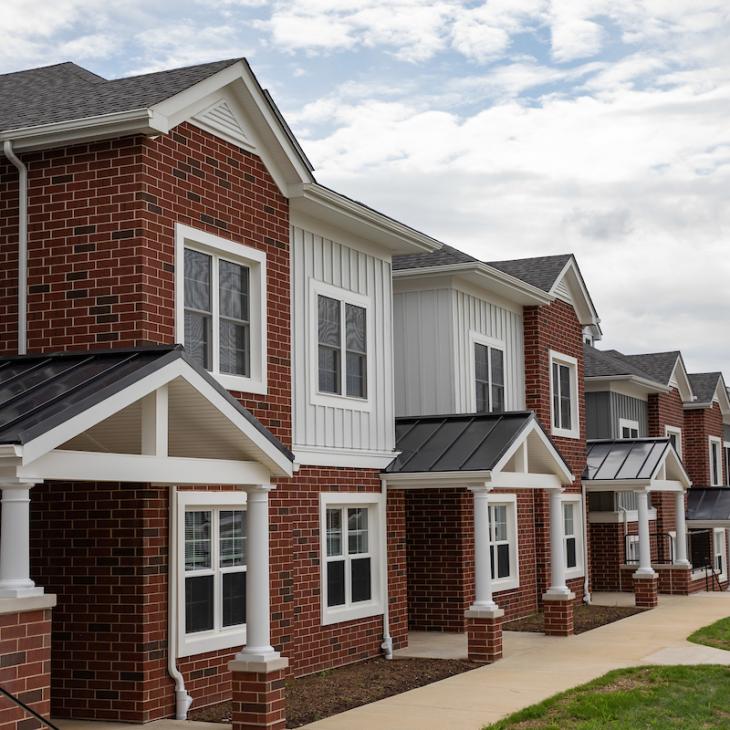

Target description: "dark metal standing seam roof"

left=384, top=411, right=561, bottom=474
left=0, top=345, right=293, bottom=461
left=584, top=439, right=671, bottom=481
left=687, top=488, right=730, bottom=522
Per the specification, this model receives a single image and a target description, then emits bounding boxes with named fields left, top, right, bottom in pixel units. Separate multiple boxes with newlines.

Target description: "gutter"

left=3, top=141, right=27, bottom=354
left=379, top=477, right=393, bottom=659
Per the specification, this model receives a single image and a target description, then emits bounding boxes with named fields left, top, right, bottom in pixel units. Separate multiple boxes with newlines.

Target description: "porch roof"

left=583, top=438, right=690, bottom=492
left=383, top=412, right=574, bottom=489
left=687, top=488, right=730, bottom=527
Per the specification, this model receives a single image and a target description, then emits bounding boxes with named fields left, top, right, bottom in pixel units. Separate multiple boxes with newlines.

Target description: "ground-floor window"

left=177, top=491, right=247, bottom=657
left=488, top=494, right=519, bottom=590
left=561, top=494, right=584, bottom=577
left=320, top=492, right=384, bottom=625
left=713, top=529, right=726, bottom=580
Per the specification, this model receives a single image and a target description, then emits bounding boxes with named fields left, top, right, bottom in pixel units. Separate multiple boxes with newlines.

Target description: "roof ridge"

left=106, top=57, right=242, bottom=84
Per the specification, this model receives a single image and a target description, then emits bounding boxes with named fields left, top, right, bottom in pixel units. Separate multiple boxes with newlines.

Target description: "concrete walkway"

left=301, top=592, right=730, bottom=730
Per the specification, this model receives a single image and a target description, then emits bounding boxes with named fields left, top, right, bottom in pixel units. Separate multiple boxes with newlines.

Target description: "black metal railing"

left=0, top=686, right=60, bottom=730
left=688, top=529, right=725, bottom=592
left=623, top=531, right=674, bottom=566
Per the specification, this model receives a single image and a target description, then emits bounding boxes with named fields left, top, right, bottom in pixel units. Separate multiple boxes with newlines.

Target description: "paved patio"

left=53, top=592, right=730, bottom=730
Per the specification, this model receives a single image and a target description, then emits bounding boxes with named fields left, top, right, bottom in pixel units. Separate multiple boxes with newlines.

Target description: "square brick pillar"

left=542, top=592, right=575, bottom=636
left=230, top=657, right=289, bottom=730
left=465, top=607, right=505, bottom=663
left=633, top=572, right=658, bottom=608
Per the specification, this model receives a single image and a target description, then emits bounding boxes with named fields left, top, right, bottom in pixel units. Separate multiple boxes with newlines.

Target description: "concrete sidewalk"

left=301, top=592, right=730, bottom=730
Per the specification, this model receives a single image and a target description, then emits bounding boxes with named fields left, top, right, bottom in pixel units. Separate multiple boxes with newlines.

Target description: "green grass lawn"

left=484, top=665, right=730, bottom=729
left=688, top=615, right=730, bottom=652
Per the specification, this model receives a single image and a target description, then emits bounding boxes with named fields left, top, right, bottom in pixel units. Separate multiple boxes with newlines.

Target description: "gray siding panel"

left=611, top=393, right=648, bottom=437
left=585, top=391, right=649, bottom=439
left=586, top=391, right=612, bottom=439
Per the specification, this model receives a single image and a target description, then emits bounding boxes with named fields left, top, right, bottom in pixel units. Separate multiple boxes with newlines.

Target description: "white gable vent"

left=192, top=99, right=255, bottom=151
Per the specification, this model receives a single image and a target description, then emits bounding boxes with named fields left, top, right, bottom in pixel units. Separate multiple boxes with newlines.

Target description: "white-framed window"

left=488, top=494, right=519, bottom=591
left=619, top=418, right=640, bottom=439
left=468, top=332, right=506, bottom=414
left=666, top=425, right=683, bottom=458
left=549, top=350, right=579, bottom=439
left=709, top=437, right=722, bottom=486
left=626, top=534, right=640, bottom=564
left=713, top=528, right=727, bottom=580
left=175, top=224, right=267, bottom=394
left=320, top=492, right=383, bottom=625
left=177, top=491, right=247, bottom=657
left=309, top=280, right=372, bottom=412
left=561, top=494, right=584, bottom=578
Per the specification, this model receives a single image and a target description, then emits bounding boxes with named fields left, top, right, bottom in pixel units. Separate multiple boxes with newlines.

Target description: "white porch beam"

left=674, top=491, right=690, bottom=567
left=486, top=472, right=563, bottom=490
left=545, top=489, right=571, bottom=597
left=141, top=385, right=168, bottom=457
left=17, top=449, right=271, bottom=486
left=468, top=485, right=497, bottom=611
left=635, top=490, right=656, bottom=577
left=0, top=483, right=43, bottom=598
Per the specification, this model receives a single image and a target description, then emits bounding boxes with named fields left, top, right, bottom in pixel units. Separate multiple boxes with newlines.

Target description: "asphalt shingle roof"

left=392, top=243, right=478, bottom=271
left=620, top=352, right=681, bottom=386
left=0, top=59, right=240, bottom=132
left=487, top=254, right=572, bottom=292
left=583, top=345, right=658, bottom=381
left=687, top=372, right=722, bottom=404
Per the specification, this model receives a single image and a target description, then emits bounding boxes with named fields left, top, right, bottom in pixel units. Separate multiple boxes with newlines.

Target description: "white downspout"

left=168, top=485, right=193, bottom=719
left=3, top=140, right=28, bottom=354
left=380, top=477, right=393, bottom=660
left=582, top=481, right=591, bottom=605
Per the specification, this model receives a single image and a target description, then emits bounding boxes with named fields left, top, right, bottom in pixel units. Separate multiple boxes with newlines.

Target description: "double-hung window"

left=178, top=491, right=247, bottom=657
left=474, top=342, right=505, bottom=413
left=619, top=418, right=639, bottom=439
left=176, top=224, right=267, bottom=394
left=561, top=496, right=583, bottom=576
left=710, top=437, right=722, bottom=486
left=713, top=529, right=726, bottom=580
left=487, top=496, right=518, bottom=590
left=311, top=281, right=371, bottom=410
left=666, top=426, right=682, bottom=458
left=320, top=493, right=383, bottom=625
left=550, top=351, right=579, bottom=439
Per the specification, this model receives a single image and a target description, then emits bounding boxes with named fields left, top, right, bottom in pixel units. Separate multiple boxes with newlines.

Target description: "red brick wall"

left=523, top=299, right=588, bottom=599
left=647, top=387, right=685, bottom=444
left=684, top=403, right=725, bottom=487
left=0, top=608, right=52, bottom=730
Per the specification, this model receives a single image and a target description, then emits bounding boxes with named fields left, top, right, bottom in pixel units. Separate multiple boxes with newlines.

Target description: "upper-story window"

left=710, top=437, right=722, bottom=486
left=469, top=332, right=506, bottom=413
left=176, top=224, right=267, bottom=394
left=310, top=280, right=371, bottom=411
left=549, top=350, right=580, bottom=439
left=619, top=418, right=639, bottom=439
left=666, top=425, right=683, bottom=458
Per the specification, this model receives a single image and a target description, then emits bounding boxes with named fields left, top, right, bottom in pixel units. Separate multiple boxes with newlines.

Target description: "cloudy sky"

left=4, top=0, right=730, bottom=374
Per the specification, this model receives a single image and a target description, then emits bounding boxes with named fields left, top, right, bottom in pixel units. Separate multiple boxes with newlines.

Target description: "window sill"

left=214, top=372, right=267, bottom=395
left=178, top=625, right=246, bottom=658
left=492, top=577, right=519, bottom=592
left=565, top=567, right=585, bottom=580
left=551, top=426, right=580, bottom=440
left=310, top=390, right=372, bottom=413
left=321, top=600, right=383, bottom=626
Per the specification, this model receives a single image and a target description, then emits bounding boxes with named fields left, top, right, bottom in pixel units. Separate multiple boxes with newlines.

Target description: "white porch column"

left=236, top=484, right=279, bottom=662
left=674, top=491, right=690, bottom=567
left=635, top=490, right=655, bottom=577
left=468, top=486, right=497, bottom=611
left=0, top=483, right=43, bottom=598
left=545, top=488, right=571, bottom=596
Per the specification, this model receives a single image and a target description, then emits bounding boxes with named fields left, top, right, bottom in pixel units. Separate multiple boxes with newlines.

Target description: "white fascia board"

left=393, top=263, right=552, bottom=307
left=584, top=479, right=651, bottom=492
left=1, top=108, right=169, bottom=152
left=656, top=447, right=692, bottom=489
left=17, top=449, right=271, bottom=486
left=584, top=375, right=668, bottom=395
left=20, top=358, right=292, bottom=478
left=294, top=446, right=398, bottom=470
left=485, top=472, right=563, bottom=490
left=670, top=357, right=694, bottom=403
left=687, top=520, right=730, bottom=528
left=290, top=183, right=442, bottom=255
left=381, top=470, right=489, bottom=489
left=549, top=258, right=600, bottom=327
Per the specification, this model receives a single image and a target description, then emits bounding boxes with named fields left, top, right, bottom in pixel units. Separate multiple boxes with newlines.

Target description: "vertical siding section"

left=586, top=392, right=612, bottom=439
left=452, top=289, right=524, bottom=412
left=610, top=393, right=649, bottom=437
left=291, top=224, right=394, bottom=453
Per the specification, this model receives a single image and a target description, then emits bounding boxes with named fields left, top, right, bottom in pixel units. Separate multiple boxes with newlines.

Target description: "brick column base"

left=465, top=607, right=505, bottom=663
left=542, top=592, right=576, bottom=637
left=230, top=657, right=289, bottom=730
left=633, top=572, right=658, bottom=608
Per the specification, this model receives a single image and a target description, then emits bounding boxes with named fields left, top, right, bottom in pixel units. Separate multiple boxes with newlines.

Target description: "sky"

left=3, top=0, right=730, bottom=375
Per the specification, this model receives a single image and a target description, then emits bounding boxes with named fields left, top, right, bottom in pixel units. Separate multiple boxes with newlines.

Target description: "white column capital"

left=467, top=484, right=492, bottom=495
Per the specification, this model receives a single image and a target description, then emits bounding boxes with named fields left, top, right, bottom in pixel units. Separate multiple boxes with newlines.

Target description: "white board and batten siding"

left=394, top=285, right=525, bottom=417
left=291, top=223, right=396, bottom=468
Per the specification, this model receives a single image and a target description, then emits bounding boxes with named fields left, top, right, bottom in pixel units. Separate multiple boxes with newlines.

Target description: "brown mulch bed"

left=189, top=656, right=477, bottom=727
left=504, top=603, right=645, bottom=634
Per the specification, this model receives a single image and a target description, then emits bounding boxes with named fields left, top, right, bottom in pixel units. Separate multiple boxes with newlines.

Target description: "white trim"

left=665, top=425, right=683, bottom=459
left=709, top=436, right=723, bottom=486
left=467, top=331, right=506, bottom=413
left=177, top=490, right=248, bottom=658
left=175, top=223, right=268, bottom=395
left=319, top=492, right=384, bottom=626
left=549, top=350, right=580, bottom=440
left=294, top=446, right=397, bottom=469
left=713, top=528, right=727, bottom=582
left=548, top=258, right=600, bottom=328
left=561, top=494, right=585, bottom=579
left=588, top=508, right=657, bottom=524
left=488, top=493, right=519, bottom=592
left=309, top=279, right=373, bottom=412
left=619, top=418, right=640, bottom=439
